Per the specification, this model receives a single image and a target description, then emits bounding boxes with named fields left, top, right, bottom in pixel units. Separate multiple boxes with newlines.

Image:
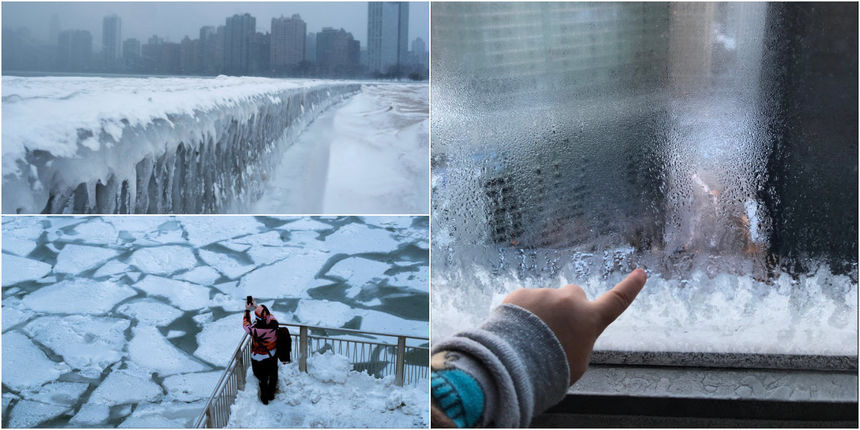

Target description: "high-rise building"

left=102, top=14, right=122, bottom=66
left=199, top=25, right=221, bottom=74
left=224, top=13, right=256, bottom=75
left=367, top=2, right=409, bottom=74
left=411, top=37, right=426, bottom=66
left=270, top=14, right=306, bottom=72
left=305, top=32, right=316, bottom=63
left=251, top=32, right=270, bottom=74
left=180, top=36, right=201, bottom=74
left=57, top=29, right=92, bottom=71
left=316, top=27, right=359, bottom=76
left=122, top=38, right=140, bottom=69
left=49, top=14, right=60, bottom=45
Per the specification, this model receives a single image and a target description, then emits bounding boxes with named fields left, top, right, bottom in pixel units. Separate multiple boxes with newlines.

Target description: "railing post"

left=299, top=325, right=309, bottom=373
left=395, top=336, right=406, bottom=387
left=237, top=348, right=246, bottom=391
left=206, top=407, right=214, bottom=428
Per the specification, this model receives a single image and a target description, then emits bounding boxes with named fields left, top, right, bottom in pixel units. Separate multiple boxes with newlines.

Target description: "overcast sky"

left=2, top=2, right=429, bottom=48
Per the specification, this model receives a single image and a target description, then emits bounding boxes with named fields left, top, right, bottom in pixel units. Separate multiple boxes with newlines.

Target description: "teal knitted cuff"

left=431, top=369, right=484, bottom=428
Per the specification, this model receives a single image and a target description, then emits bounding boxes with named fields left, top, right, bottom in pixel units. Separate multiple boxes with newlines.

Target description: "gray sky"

left=2, top=2, right=429, bottom=48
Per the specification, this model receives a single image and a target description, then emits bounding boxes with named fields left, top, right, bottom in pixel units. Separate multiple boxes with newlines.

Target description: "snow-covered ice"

left=3, top=76, right=362, bottom=214
left=227, top=352, right=428, bottom=428
left=2, top=215, right=428, bottom=427
left=252, top=83, right=429, bottom=214
left=54, top=244, right=120, bottom=275
left=2, top=254, right=51, bottom=286
left=128, top=245, right=198, bottom=275
left=7, top=400, right=69, bottom=428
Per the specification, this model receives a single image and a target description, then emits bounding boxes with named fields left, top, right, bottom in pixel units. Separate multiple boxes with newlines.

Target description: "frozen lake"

left=1, top=216, right=429, bottom=427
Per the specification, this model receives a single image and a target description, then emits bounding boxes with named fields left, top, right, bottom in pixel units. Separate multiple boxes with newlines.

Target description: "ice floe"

left=93, top=260, right=131, bottom=278
left=54, top=244, right=120, bottom=275
left=238, top=250, right=330, bottom=298
left=2, top=332, right=70, bottom=391
left=88, top=368, right=162, bottom=406
left=2, top=236, right=37, bottom=257
left=162, top=371, right=222, bottom=402
left=2, top=254, right=52, bottom=286
left=23, top=315, right=130, bottom=373
left=128, top=245, right=198, bottom=275
left=327, top=257, right=391, bottom=298
left=324, top=223, right=400, bottom=255
left=23, top=382, right=89, bottom=406
left=70, top=404, right=111, bottom=426
left=8, top=400, right=69, bottom=427
left=128, top=326, right=208, bottom=376
left=194, top=313, right=244, bottom=366
left=133, top=276, right=211, bottom=311
left=180, top=217, right=263, bottom=247
left=117, top=299, right=183, bottom=326
left=199, top=249, right=256, bottom=280
left=22, top=278, right=136, bottom=314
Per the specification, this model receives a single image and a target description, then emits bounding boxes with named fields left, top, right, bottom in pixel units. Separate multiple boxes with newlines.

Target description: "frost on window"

left=431, top=2, right=857, bottom=356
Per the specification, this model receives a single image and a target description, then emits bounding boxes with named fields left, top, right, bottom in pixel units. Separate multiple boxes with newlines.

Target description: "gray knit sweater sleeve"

left=432, top=304, right=570, bottom=427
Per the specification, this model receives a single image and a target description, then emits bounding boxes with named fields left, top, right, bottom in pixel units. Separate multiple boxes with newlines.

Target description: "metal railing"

left=193, top=323, right=429, bottom=428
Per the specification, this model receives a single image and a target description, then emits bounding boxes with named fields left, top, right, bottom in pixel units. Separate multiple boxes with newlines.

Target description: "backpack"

left=276, top=326, right=292, bottom=363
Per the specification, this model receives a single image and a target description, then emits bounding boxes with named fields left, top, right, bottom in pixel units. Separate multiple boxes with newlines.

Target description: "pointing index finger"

left=592, top=268, right=647, bottom=329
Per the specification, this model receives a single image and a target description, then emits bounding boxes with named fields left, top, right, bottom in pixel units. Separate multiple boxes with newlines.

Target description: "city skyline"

left=2, top=2, right=429, bottom=49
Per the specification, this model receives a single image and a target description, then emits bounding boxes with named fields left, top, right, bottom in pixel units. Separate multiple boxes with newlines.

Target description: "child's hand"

left=502, top=268, right=647, bottom=385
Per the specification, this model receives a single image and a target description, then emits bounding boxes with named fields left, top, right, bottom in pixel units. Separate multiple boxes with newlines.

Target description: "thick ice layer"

left=54, top=244, right=120, bottom=275
left=3, top=76, right=361, bottom=214
left=2, top=254, right=52, bottom=286
left=132, top=275, right=211, bottom=311
left=226, top=352, right=428, bottom=428
left=128, top=327, right=208, bottom=376
left=432, top=260, right=858, bottom=356
left=21, top=279, right=135, bottom=314
left=2, top=332, right=70, bottom=391
left=88, top=368, right=162, bottom=406
left=23, top=315, right=129, bottom=373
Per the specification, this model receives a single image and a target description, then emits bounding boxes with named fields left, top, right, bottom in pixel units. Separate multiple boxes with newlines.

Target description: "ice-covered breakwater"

left=2, top=76, right=361, bottom=214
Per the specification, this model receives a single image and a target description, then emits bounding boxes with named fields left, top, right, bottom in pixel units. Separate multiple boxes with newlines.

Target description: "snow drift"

left=2, top=76, right=360, bottom=214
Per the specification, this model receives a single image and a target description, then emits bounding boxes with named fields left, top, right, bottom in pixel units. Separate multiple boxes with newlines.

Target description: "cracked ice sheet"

left=327, top=257, right=391, bottom=298
left=2, top=236, right=37, bottom=257
left=8, top=400, right=69, bottom=427
left=2, top=253, right=51, bottom=286
left=280, top=218, right=334, bottom=231
left=117, top=299, right=183, bottom=326
left=120, top=400, right=206, bottom=428
left=128, top=326, right=208, bottom=376
left=60, top=218, right=119, bottom=245
left=238, top=250, right=330, bottom=299
left=23, top=315, right=129, bottom=375
left=133, top=275, right=212, bottom=311
left=2, top=331, right=69, bottom=391
left=388, top=266, right=430, bottom=293
left=54, top=244, right=120, bottom=274
left=23, top=382, right=89, bottom=406
left=88, top=368, right=162, bottom=406
left=128, top=245, right=198, bottom=275
left=199, top=249, right=256, bottom=280
left=176, top=265, right=221, bottom=285
left=324, top=223, right=401, bottom=255
left=194, top=313, right=244, bottom=366
left=162, top=371, right=222, bottom=402
left=22, top=278, right=136, bottom=314
left=180, top=217, right=263, bottom=247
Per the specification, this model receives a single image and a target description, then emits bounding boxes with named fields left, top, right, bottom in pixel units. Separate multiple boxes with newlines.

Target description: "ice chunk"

left=281, top=218, right=333, bottom=231
left=23, top=315, right=129, bottom=373
left=364, top=216, right=414, bottom=229
left=2, top=236, right=37, bottom=257
left=88, top=368, right=162, bottom=406
left=119, top=400, right=205, bottom=428
left=93, top=259, right=130, bottom=278
left=54, top=244, right=120, bottom=274
left=117, top=299, right=183, bottom=326
left=8, top=400, right=69, bottom=427
left=388, top=266, right=430, bottom=292
left=2, top=254, right=51, bottom=286
left=103, top=217, right=172, bottom=236
left=2, top=217, right=46, bottom=241
left=61, top=219, right=118, bottom=245
left=238, top=250, right=330, bottom=299
left=199, top=249, right=256, bottom=280
left=357, top=309, right=428, bottom=339
left=181, top=218, right=263, bottom=247
left=2, top=305, right=31, bottom=331
left=293, top=300, right=356, bottom=327
left=22, top=278, right=136, bottom=314
left=308, top=351, right=351, bottom=384
left=128, top=326, right=208, bottom=376
left=285, top=230, right=328, bottom=249
left=162, top=371, right=222, bottom=402
left=24, top=382, right=89, bottom=406
left=2, top=332, right=69, bottom=391
left=246, top=245, right=296, bottom=266
left=224, top=231, right=284, bottom=247
left=194, top=313, right=244, bottom=366
left=327, top=257, right=390, bottom=297
left=324, top=223, right=401, bottom=255
left=133, top=275, right=211, bottom=311
left=128, top=245, right=198, bottom=275
left=70, top=404, right=110, bottom=426
left=176, top=266, right=221, bottom=286
left=3, top=392, right=18, bottom=415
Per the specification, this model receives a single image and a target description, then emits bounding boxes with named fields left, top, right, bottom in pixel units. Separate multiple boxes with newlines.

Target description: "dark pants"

left=251, top=356, right=278, bottom=403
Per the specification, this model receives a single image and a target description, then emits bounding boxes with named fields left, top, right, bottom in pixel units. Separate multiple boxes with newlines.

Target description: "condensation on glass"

left=431, top=2, right=858, bottom=356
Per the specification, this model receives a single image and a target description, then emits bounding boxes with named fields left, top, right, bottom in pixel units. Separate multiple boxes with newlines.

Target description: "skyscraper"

left=102, top=14, right=122, bottom=66
left=270, top=14, right=306, bottom=72
left=57, top=30, right=92, bottom=71
left=305, top=32, right=316, bottom=63
left=411, top=37, right=426, bottom=67
left=367, top=2, right=409, bottom=74
left=224, top=13, right=256, bottom=75
left=316, top=27, right=359, bottom=76
left=122, top=38, right=140, bottom=69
